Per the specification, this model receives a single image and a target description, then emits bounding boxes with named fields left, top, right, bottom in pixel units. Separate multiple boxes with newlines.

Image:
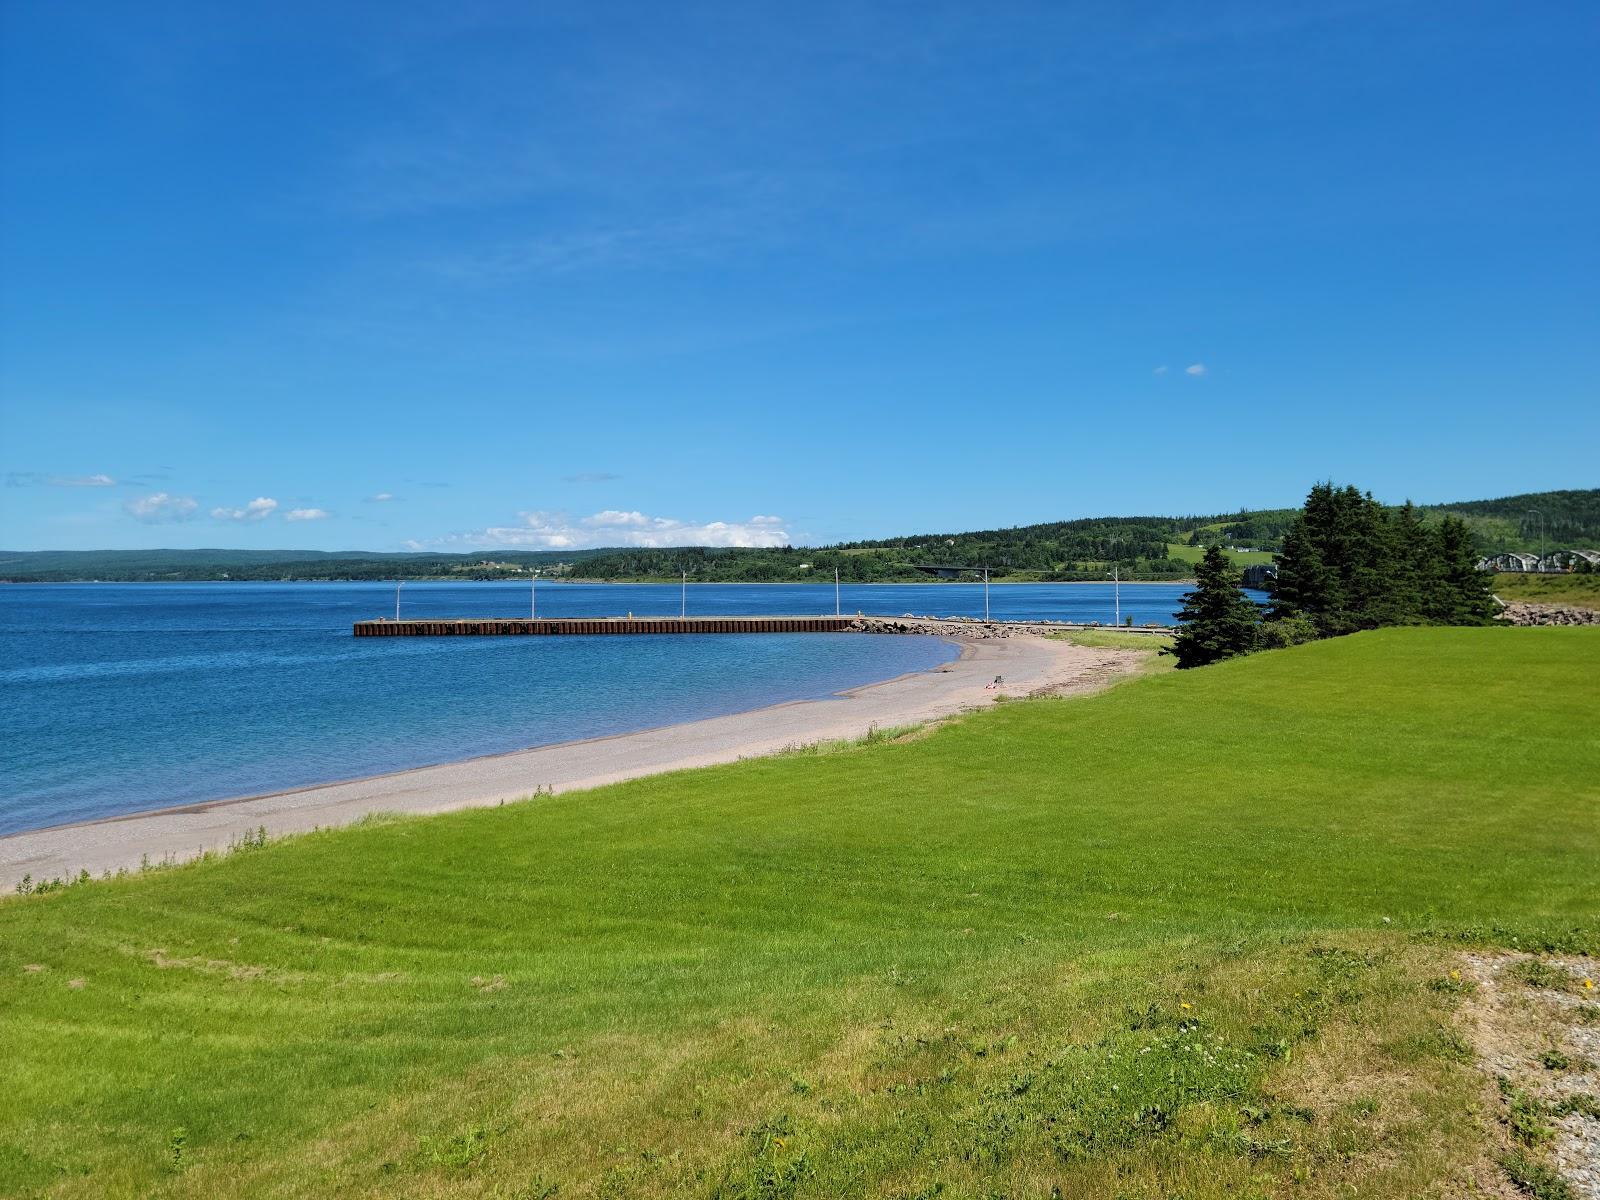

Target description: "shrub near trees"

left=1169, top=482, right=1498, bottom=669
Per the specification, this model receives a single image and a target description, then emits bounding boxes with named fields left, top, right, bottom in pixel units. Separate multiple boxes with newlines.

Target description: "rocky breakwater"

left=846, top=616, right=1171, bottom=639
left=1498, top=602, right=1600, bottom=627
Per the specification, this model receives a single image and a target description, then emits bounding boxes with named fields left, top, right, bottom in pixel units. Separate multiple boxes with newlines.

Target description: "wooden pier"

left=353, top=616, right=859, bottom=637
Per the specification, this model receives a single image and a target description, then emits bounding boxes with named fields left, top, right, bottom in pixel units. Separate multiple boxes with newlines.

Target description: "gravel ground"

left=1463, top=951, right=1600, bottom=1197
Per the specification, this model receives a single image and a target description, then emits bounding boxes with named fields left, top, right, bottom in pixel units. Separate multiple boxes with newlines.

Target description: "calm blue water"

left=0, top=581, right=1197, bottom=835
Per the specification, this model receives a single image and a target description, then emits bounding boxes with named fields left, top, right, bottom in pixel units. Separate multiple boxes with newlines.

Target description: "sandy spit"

left=0, top=634, right=1132, bottom=889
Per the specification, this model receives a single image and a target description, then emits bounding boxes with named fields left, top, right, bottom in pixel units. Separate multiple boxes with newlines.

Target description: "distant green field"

left=3, top=629, right=1596, bottom=1197
left=1493, top=572, right=1600, bottom=609
left=1164, top=542, right=1275, bottom=566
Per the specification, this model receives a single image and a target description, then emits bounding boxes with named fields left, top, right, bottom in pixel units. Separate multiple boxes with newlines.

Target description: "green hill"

left=0, top=547, right=600, bottom=583
left=2, top=627, right=1595, bottom=1197
left=2, top=487, right=1593, bottom=583
left=1428, top=487, right=1600, bottom=553
left=566, top=487, right=1597, bottom=581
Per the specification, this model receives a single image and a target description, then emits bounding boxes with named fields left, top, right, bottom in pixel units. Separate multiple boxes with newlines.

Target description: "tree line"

left=1169, top=483, right=1496, bottom=669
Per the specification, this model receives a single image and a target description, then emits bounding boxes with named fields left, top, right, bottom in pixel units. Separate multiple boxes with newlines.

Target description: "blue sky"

left=2, top=1, right=1596, bottom=552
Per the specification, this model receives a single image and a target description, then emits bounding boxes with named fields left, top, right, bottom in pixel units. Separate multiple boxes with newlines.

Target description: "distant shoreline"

left=0, top=577, right=1204, bottom=587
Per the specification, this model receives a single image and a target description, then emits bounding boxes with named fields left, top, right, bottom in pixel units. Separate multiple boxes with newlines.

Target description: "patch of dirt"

left=1460, top=951, right=1600, bottom=1198
left=137, top=945, right=304, bottom=984
left=1025, top=648, right=1147, bottom=698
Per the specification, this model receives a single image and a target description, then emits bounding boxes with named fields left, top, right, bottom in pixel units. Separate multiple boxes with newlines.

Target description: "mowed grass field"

left=1494, top=571, right=1600, bottom=609
left=2, top=628, right=1596, bottom=1198
left=1164, top=543, right=1276, bottom=567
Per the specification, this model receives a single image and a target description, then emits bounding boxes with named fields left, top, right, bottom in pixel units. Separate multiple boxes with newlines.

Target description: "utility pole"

left=530, top=571, right=538, bottom=619
left=394, top=580, right=404, bottom=621
left=1107, top=534, right=1126, bottom=626
left=681, top=569, right=687, bottom=618
left=983, top=567, right=990, bottom=622
left=834, top=567, right=841, bottom=617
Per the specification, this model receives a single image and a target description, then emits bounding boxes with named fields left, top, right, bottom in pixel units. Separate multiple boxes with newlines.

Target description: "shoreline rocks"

left=1498, top=602, right=1600, bottom=627
left=846, top=615, right=1173, bottom=639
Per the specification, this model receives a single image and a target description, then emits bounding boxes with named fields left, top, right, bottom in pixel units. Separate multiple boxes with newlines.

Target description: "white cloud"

left=211, top=497, right=279, bottom=522
left=124, top=492, right=198, bottom=522
left=7, top=471, right=118, bottom=487
left=562, top=472, right=620, bottom=484
left=1152, top=366, right=1168, bottom=376
left=413, top=510, right=791, bottom=551
left=1185, top=363, right=1207, bottom=376
left=285, top=507, right=330, bottom=521
left=366, top=492, right=395, bottom=502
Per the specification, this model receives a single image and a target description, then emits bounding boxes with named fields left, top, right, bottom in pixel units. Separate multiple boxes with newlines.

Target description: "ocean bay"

left=1, top=581, right=1197, bottom=834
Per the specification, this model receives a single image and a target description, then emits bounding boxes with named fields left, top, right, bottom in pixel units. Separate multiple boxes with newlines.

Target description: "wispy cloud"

left=211, top=497, right=279, bottom=521
left=1152, top=366, right=1169, bottom=376
left=366, top=492, right=395, bottom=502
left=412, top=510, right=790, bottom=551
left=1185, top=363, right=1207, bottom=376
left=6, top=471, right=118, bottom=487
left=561, top=472, right=620, bottom=484
left=285, top=507, right=330, bottom=521
left=124, top=492, right=199, bottom=523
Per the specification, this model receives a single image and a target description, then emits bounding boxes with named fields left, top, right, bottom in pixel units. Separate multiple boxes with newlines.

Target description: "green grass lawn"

left=1494, top=571, right=1600, bottom=609
left=2, top=628, right=1597, bottom=1198
left=1164, top=543, right=1275, bottom=567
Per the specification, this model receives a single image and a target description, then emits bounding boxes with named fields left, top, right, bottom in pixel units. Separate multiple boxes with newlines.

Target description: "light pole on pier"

left=983, top=567, right=990, bottom=622
left=530, top=571, right=538, bottom=619
left=681, top=569, right=687, bottom=618
left=1106, top=535, right=1122, bottom=627
left=394, top=580, right=404, bottom=621
left=835, top=567, right=841, bottom=617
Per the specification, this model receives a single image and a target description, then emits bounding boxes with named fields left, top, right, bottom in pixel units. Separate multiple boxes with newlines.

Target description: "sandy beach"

left=0, top=633, right=1135, bottom=890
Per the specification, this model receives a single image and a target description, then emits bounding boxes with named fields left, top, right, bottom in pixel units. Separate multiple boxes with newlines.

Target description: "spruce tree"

left=1426, top=515, right=1498, bottom=624
left=1273, top=482, right=1404, bottom=634
left=1271, top=483, right=1340, bottom=628
left=1379, top=500, right=1431, bottom=625
left=1342, top=489, right=1390, bottom=629
left=1168, top=545, right=1261, bottom=669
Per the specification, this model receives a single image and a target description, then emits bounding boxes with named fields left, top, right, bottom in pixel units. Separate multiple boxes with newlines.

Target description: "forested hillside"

left=2, top=489, right=1591, bottom=583
left=1426, top=488, right=1600, bottom=551
left=0, top=548, right=591, bottom=583
left=569, top=488, right=1597, bottom=582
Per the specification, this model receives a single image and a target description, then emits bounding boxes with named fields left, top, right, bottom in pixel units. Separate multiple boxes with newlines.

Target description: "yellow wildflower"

left=1180, top=1002, right=1192, bottom=1010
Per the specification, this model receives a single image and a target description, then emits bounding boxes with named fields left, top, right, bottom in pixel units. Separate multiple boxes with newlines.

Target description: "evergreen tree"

left=1342, top=488, right=1390, bottom=629
left=1273, top=482, right=1419, bottom=635
left=1167, top=545, right=1261, bottom=669
left=1379, top=500, right=1431, bottom=625
left=1270, top=483, right=1342, bottom=631
left=1425, top=516, right=1498, bottom=624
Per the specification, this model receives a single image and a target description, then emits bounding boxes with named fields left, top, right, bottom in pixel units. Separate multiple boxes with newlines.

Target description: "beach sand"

left=0, top=634, right=1137, bottom=889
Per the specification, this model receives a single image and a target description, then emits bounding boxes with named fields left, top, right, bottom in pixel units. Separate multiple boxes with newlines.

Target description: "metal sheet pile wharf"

left=353, top=616, right=860, bottom=637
